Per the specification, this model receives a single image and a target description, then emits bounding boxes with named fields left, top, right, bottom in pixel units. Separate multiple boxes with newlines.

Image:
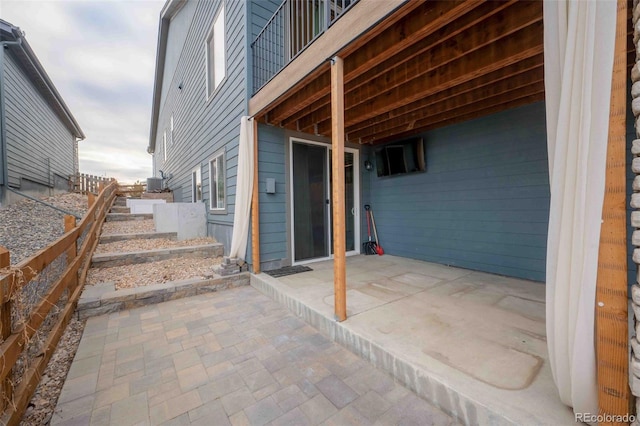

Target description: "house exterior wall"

left=368, top=102, right=550, bottom=282
left=152, top=0, right=247, bottom=252
left=254, top=123, right=287, bottom=270
left=3, top=50, right=75, bottom=195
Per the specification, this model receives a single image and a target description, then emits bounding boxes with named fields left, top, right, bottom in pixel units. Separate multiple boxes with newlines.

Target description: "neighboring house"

left=0, top=19, right=84, bottom=207
left=150, top=0, right=633, bottom=419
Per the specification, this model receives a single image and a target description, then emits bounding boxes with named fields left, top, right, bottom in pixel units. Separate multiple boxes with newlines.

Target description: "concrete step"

left=99, top=231, right=177, bottom=244
left=110, top=206, right=131, bottom=214
left=77, top=272, right=250, bottom=319
left=105, top=213, right=153, bottom=222
left=91, top=243, right=224, bottom=268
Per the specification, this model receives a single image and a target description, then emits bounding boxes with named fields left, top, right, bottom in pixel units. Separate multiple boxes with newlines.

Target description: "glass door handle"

left=351, top=207, right=356, bottom=216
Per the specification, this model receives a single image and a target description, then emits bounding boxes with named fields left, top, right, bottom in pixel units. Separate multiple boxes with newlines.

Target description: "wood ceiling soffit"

left=300, top=1, right=543, bottom=136
left=268, top=0, right=490, bottom=125
left=353, top=80, right=545, bottom=142
left=365, top=92, right=545, bottom=145
left=316, top=21, right=543, bottom=135
left=284, top=0, right=521, bottom=131
left=346, top=65, right=544, bottom=140
left=345, top=57, right=543, bottom=135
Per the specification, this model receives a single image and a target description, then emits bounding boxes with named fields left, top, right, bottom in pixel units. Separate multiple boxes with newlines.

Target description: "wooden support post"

left=596, top=0, right=631, bottom=422
left=64, top=215, right=78, bottom=293
left=0, top=247, right=12, bottom=411
left=251, top=118, right=261, bottom=274
left=87, top=192, right=95, bottom=209
left=331, top=56, right=347, bottom=322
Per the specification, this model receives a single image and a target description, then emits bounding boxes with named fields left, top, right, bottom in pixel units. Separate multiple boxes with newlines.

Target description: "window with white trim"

left=169, top=115, right=174, bottom=146
left=206, top=5, right=225, bottom=98
left=192, top=166, right=202, bottom=202
left=208, top=151, right=225, bottom=210
left=163, top=131, right=167, bottom=162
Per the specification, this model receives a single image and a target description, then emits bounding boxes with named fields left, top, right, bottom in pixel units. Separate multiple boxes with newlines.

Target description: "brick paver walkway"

left=52, top=286, right=456, bottom=425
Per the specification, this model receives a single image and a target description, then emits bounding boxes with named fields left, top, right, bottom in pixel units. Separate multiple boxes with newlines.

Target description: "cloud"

left=1, top=0, right=164, bottom=183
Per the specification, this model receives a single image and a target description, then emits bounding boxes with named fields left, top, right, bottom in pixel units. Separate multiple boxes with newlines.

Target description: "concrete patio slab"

left=251, top=255, right=575, bottom=425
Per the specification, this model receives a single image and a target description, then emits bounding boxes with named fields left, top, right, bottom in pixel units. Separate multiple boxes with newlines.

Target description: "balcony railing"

left=251, top=0, right=356, bottom=94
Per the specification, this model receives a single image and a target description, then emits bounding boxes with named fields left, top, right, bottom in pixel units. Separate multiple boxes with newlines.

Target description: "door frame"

left=289, top=137, right=360, bottom=265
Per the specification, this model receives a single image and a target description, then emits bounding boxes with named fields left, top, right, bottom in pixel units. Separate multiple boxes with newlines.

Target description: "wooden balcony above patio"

left=250, top=0, right=547, bottom=145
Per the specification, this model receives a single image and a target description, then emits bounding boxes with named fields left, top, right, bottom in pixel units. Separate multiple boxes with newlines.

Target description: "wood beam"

left=331, top=56, right=346, bottom=322
left=318, top=22, right=543, bottom=136
left=348, top=69, right=544, bottom=142
left=273, top=1, right=524, bottom=128
left=271, top=0, right=488, bottom=125
left=345, top=61, right=543, bottom=137
left=251, top=118, right=260, bottom=274
left=596, top=0, right=631, bottom=421
left=364, top=91, right=545, bottom=145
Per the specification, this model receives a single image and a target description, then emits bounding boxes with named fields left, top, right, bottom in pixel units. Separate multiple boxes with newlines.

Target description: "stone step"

left=110, top=206, right=131, bottom=214
left=91, top=243, right=224, bottom=268
left=105, top=213, right=153, bottom=222
left=99, top=231, right=177, bottom=244
left=77, top=272, right=250, bottom=319
left=113, top=197, right=128, bottom=206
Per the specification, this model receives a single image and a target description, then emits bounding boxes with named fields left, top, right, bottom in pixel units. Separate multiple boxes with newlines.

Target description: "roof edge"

left=148, top=0, right=187, bottom=154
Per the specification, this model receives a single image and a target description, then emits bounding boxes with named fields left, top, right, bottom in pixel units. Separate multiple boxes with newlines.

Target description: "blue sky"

left=1, top=0, right=165, bottom=183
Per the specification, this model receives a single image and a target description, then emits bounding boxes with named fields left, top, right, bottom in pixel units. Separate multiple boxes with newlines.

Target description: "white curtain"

left=544, top=0, right=617, bottom=415
left=229, top=116, right=254, bottom=259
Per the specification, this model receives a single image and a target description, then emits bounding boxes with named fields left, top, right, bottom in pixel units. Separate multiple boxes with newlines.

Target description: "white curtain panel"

left=544, top=0, right=617, bottom=415
left=229, top=116, right=254, bottom=259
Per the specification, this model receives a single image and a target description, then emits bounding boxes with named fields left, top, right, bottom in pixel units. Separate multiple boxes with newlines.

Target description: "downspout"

left=0, top=37, right=23, bottom=204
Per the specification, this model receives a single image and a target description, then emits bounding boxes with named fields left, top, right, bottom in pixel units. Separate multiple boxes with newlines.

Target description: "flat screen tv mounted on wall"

left=375, top=137, right=426, bottom=177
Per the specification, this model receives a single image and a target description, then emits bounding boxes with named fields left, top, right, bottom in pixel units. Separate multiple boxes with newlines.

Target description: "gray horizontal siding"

left=257, top=124, right=287, bottom=263
left=250, top=0, right=282, bottom=41
left=368, top=102, right=549, bottom=282
left=153, top=0, right=248, bottom=249
left=4, top=51, right=74, bottom=189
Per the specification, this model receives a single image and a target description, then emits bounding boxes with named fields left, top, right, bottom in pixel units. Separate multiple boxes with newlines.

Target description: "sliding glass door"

left=291, top=139, right=359, bottom=263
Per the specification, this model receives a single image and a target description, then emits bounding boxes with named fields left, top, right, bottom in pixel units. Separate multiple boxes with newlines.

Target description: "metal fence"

left=251, top=0, right=356, bottom=93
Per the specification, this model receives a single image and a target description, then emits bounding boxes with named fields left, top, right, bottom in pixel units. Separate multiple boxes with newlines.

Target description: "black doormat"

left=264, top=265, right=312, bottom=278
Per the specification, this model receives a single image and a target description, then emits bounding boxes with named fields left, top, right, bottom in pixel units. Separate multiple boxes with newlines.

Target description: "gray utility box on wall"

left=266, top=178, right=276, bottom=194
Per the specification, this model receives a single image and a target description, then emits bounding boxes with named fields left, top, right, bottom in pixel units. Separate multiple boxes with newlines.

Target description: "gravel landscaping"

left=0, top=192, right=88, bottom=264
left=101, top=219, right=154, bottom=235
left=94, top=236, right=216, bottom=254
left=0, top=192, right=88, bottom=425
left=87, top=257, right=223, bottom=289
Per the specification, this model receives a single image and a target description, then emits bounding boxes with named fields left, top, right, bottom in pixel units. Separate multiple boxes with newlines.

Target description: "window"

left=209, top=151, right=225, bottom=210
left=192, top=166, right=202, bottom=202
left=169, top=115, right=174, bottom=146
left=163, top=131, right=167, bottom=162
left=206, top=6, right=225, bottom=98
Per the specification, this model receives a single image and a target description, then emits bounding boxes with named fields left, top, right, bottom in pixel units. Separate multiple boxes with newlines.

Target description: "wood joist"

left=254, top=0, right=546, bottom=145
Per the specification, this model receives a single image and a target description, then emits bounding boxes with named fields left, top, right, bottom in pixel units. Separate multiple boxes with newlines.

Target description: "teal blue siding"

left=256, top=124, right=287, bottom=267
left=152, top=0, right=247, bottom=250
left=250, top=0, right=281, bottom=41
left=368, top=102, right=549, bottom=281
